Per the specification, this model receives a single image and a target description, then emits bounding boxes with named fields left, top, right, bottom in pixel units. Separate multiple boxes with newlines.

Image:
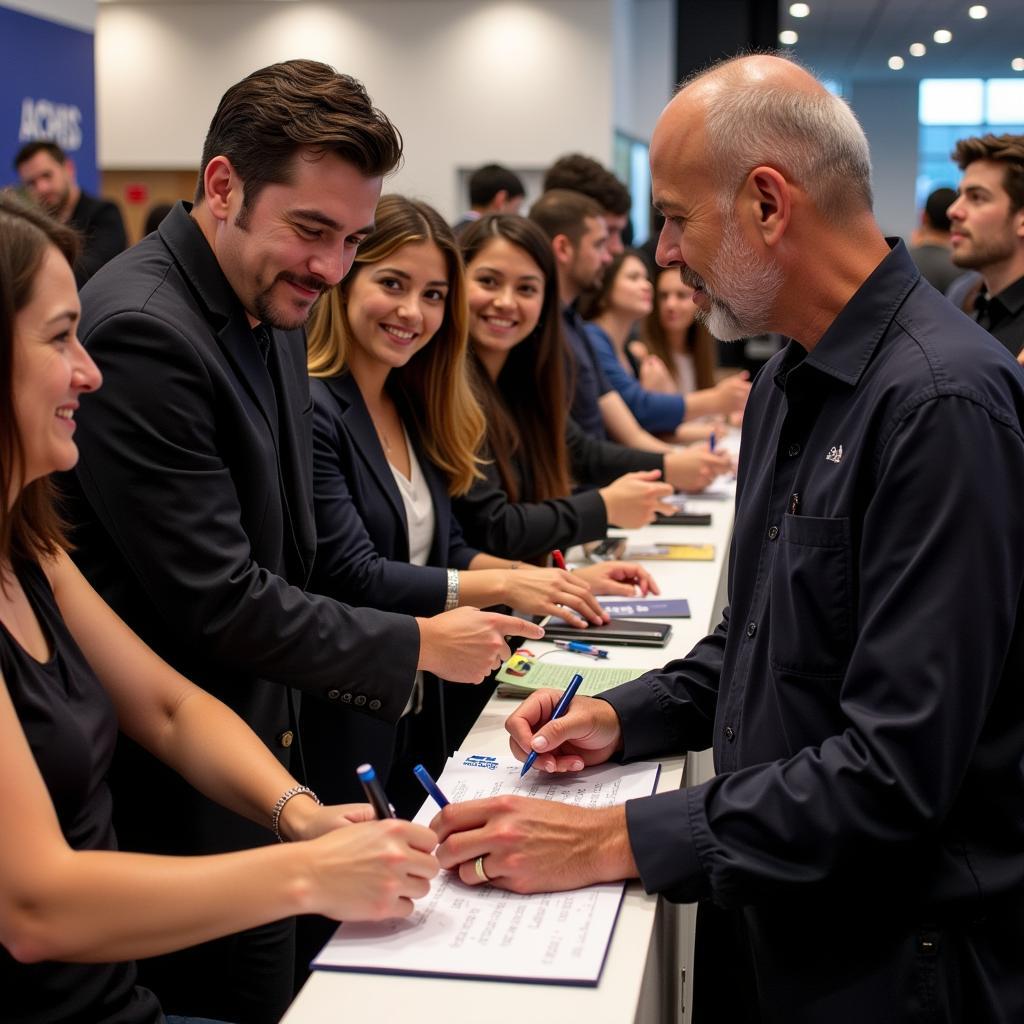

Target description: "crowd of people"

left=4, top=50, right=1024, bottom=1024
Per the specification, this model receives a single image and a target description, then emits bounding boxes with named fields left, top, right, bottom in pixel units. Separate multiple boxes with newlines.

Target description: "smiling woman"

left=0, top=191, right=440, bottom=1024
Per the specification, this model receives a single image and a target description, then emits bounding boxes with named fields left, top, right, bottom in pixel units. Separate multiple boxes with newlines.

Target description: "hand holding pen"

left=506, top=679, right=623, bottom=776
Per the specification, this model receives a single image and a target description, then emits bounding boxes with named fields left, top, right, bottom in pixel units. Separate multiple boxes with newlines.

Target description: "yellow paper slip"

left=495, top=660, right=648, bottom=698
left=625, top=542, right=715, bottom=561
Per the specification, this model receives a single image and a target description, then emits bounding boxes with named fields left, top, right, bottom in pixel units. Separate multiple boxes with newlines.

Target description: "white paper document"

left=311, top=752, right=661, bottom=985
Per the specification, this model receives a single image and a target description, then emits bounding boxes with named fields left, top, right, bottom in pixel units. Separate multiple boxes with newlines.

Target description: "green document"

left=495, top=660, right=648, bottom=698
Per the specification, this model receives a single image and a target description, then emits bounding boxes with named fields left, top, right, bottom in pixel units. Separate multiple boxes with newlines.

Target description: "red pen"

left=551, top=549, right=567, bottom=570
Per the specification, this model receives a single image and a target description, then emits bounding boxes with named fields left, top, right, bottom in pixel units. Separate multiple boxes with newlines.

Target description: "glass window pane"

left=986, top=79, right=1024, bottom=124
left=920, top=79, right=984, bottom=125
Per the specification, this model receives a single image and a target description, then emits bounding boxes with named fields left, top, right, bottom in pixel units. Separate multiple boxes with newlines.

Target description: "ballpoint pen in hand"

left=413, top=763, right=449, bottom=808
left=520, top=673, right=584, bottom=777
left=357, top=763, right=396, bottom=819
left=551, top=549, right=567, bottom=570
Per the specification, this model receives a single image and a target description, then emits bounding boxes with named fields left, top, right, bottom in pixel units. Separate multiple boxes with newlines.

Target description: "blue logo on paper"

left=462, top=755, right=498, bottom=770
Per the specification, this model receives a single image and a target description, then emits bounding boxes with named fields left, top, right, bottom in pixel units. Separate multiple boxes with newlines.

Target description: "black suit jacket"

left=304, top=373, right=482, bottom=802
left=69, top=190, right=127, bottom=287
left=69, top=202, right=419, bottom=856
left=309, top=373, right=478, bottom=614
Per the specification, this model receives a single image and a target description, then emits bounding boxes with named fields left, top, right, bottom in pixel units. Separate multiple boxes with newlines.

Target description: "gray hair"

left=689, top=59, right=873, bottom=222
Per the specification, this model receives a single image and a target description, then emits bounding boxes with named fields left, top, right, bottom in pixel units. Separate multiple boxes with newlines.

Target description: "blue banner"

left=0, top=5, right=97, bottom=193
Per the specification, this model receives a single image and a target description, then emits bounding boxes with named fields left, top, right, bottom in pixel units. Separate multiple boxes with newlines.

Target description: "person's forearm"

left=681, top=388, right=720, bottom=420
left=146, top=684, right=307, bottom=837
left=8, top=842, right=311, bottom=964
left=459, top=555, right=524, bottom=608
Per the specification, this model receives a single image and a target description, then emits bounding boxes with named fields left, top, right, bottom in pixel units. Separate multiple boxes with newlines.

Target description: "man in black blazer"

left=68, top=60, right=539, bottom=1024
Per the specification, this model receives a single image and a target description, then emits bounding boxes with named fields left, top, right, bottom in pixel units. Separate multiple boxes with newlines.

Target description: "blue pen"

left=709, top=429, right=717, bottom=453
left=520, top=673, right=584, bottom=777
left=357, top=763, right=396, bottom=819
left=552, top=639, right=608, bottom=659
left=412, top=763, right=450, bottom=808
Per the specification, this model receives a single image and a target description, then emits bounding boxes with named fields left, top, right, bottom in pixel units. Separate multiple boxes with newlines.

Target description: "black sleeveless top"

left=1, top=559, right=163, bottom=1023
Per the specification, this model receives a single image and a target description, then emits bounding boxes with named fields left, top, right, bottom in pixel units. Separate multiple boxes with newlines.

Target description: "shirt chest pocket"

left=769, top=514, right=853, bottom=677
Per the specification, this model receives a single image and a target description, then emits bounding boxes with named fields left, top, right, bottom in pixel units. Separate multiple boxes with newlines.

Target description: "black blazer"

left=309, top=373, right=478, bottom=614
left=451, top=416, right=662, bottom=562
left=68, top=202, right=420, bottom=856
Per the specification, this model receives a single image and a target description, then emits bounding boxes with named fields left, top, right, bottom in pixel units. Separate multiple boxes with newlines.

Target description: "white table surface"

left=283, top=474, right=736, bottom=1024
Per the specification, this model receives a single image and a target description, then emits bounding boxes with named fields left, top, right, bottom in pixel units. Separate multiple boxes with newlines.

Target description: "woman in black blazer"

left=302, top=197, right=656, bottom=813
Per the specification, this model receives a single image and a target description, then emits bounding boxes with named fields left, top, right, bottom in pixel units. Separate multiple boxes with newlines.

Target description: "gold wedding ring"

left=474, top=855, right=491, bottom=882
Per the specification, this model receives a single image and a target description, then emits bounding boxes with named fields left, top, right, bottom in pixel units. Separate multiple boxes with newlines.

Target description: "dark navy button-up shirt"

left=602, top=242, right=1024, bottom=1017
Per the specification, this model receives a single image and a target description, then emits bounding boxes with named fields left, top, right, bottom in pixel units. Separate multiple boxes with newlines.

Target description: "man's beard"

left=252, top=272, right=328, bottom=331
left=951, top=225, right=1017, bottom=272
left=683, top=214, right=784, bottom=342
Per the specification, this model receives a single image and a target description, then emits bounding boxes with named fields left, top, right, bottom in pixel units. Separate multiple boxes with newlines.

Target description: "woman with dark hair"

left=304, top=197, right=657, bottom=810
left=0, top=193, right=437, bottom=1024
left=452, top=215, right=730, bottom=559
left=579, top=251, right=750, bottom=440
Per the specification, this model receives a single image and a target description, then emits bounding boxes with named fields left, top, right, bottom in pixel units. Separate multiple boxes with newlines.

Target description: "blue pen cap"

left=356, top=763, right=376, bottom=782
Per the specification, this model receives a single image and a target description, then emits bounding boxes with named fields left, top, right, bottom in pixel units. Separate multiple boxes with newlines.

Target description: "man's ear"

left=551, top=233, right=574, bottom=266
left=742, top=166, right=790, bottom=247
left=201, top=155, right=237, bottom=222
left=1014, top=204, right=1024, bottom=240
left=492, top=189, right=510, bottom=212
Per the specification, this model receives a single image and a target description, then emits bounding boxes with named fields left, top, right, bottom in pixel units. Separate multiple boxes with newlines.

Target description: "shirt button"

left=277, top=730, right=294, bottom=748
left=369, top=699, right=382, bottom=711
left=767, top=525, right=779, bottom=540
left=326, top=688, right=340, bottom=701
left=746, top=622, right=757, bottom=638
left=788, top=443, right=801, bottom=457
left=354, top=695, right=367, bottom=707
left=340, top=692, right=353, bottom=704
left=724, top=726, right=735, bottom=741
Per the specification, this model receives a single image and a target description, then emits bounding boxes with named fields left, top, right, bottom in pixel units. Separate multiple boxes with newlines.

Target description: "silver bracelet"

left=270, top=785, right=321, bottom=842
left=444, top=568, right=460, bottom=611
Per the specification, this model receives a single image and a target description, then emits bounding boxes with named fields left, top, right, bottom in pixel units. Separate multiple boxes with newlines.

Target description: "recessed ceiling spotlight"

left=933, top=29, right=953, bottom=44
left=888, top=56, right=905, bottom=70
left=909, top=43, right=927, bottom=57
left=968, top=5, right=988, bottom=18
left=789, top=3, right=810, bottom=16
left=1012, top=57, right=1024, bottom=72
left=779, top=30, right=799, bottom=45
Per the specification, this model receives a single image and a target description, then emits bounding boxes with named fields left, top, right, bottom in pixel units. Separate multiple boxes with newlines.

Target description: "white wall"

left=96, top=0, right=616, bottom=219
left=1, top=0, right=94, bottom=31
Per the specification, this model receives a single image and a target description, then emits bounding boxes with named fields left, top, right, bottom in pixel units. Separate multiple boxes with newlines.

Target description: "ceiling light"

left=909, top=43, right=927, bottom=57
left=933, top=29, right=953, bottom=44
left=968, top=5, right=987, bottom=18
left=1012, top=57, right=1024, bottom=72
left=888, top=56, right=905, bottom=70
left=779, top=30, right=799, bottom=45
left=789, top=3, right=810, bottom=16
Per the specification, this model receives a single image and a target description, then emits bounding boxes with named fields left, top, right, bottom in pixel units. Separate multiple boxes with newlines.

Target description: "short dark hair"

left=194, top=59, right=403, bottom=207
left=529, top=189, right=604, bottom=248
left=468, top=163, right=525, bottom=208
left=923, top=187, right=957, bottom=233
left=543, top=153, right=631, bottom=216
left=13, top=140, right=67, bottom=170
left=952, top=133, right=1024, bottom=212
left=0, top=192, right=80, bottom=564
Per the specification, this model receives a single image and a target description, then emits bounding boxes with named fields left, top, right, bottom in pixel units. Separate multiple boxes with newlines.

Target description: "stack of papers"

left=312, top=753, right=661, bottom=985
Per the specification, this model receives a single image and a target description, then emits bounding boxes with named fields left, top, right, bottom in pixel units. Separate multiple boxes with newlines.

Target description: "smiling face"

left=212, top=149, right=382, bottom=331
left=12, top=245, right=102, bottom=493
left=466, top=237, right=546, bottom=372
left=608, top=254, right=653, bottom=319
left=948, top=159, right=1024, bottom=272
left=655, top=269, right=697, bottom=340
left=344, top=240, right=450, bottom=374
left=651, top=98, right=783, bottom=341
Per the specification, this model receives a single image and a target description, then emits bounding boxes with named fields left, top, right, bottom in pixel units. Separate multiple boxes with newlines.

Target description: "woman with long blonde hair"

left=303, top=196, right=655, bottom=813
